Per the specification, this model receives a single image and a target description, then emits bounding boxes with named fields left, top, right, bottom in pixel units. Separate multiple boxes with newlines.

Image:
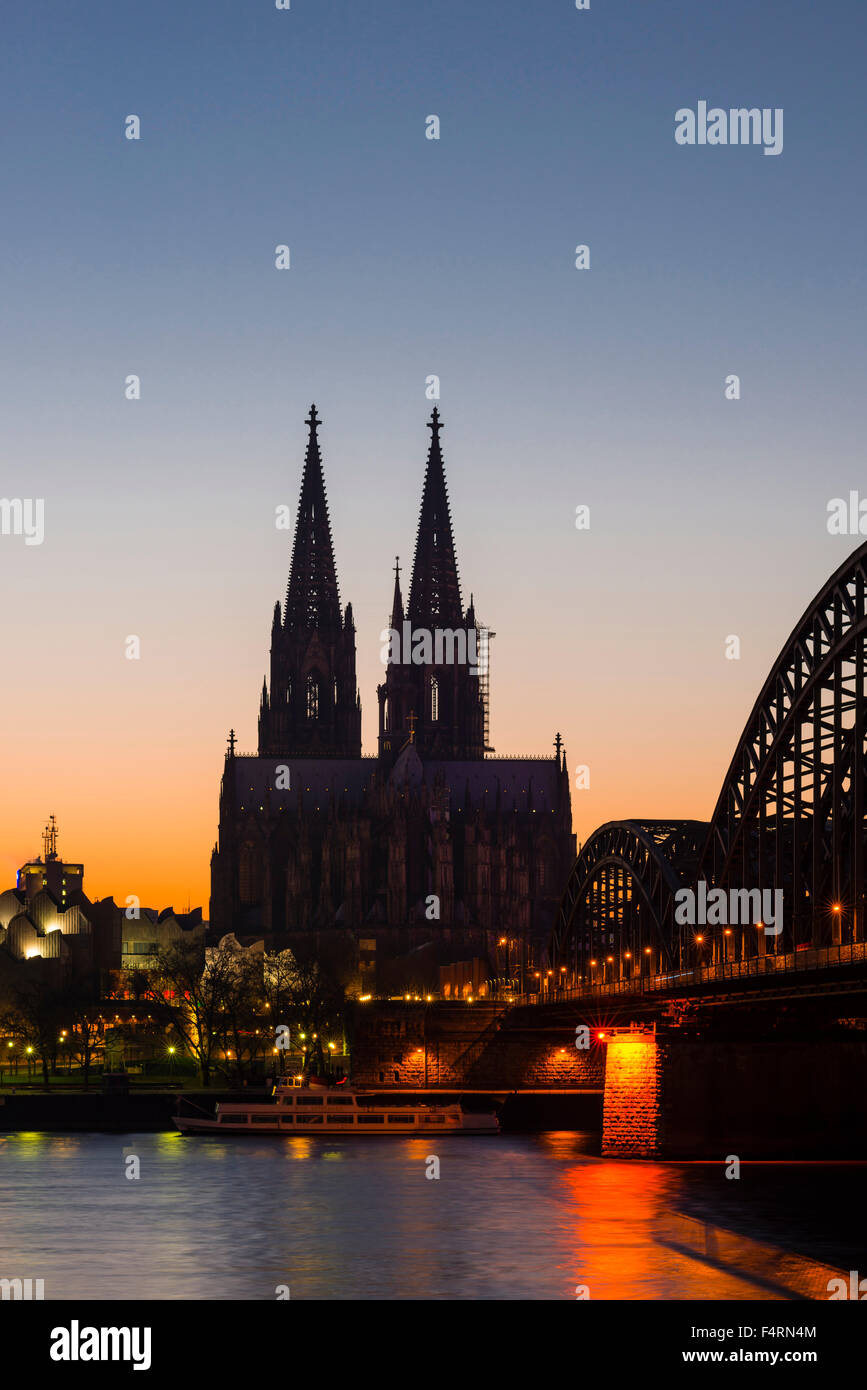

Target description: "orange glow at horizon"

left=1, top=507, right=835, bottom=915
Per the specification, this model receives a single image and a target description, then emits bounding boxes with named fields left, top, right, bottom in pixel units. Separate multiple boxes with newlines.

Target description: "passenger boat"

left=173, top=1080, right=499, bottom=1136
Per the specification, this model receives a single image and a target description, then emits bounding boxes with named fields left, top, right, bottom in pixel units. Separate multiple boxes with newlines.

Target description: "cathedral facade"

left=209, top=407, right=575, bottom=989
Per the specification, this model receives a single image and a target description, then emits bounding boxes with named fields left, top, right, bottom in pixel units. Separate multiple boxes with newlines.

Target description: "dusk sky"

left=1, top=0, right=864, bottom=910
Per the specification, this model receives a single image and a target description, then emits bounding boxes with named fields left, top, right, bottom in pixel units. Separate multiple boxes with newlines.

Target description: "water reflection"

left=0, top=1131, right=857, bottom=1300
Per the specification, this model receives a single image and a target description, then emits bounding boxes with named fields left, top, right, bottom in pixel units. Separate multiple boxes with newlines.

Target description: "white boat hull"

left=174, top=1081, right=499, bottom=1136
left=173, top=1113, right=499, bottom=1136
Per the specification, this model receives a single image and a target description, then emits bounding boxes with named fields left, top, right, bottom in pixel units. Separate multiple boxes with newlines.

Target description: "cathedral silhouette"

left=209, top=407, right=575, bottom=990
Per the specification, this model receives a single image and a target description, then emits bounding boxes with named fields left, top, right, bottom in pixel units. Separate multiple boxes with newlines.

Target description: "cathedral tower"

left=378, top=408, right=485, bottom=763
left=259, top=406, right=361, bottom=758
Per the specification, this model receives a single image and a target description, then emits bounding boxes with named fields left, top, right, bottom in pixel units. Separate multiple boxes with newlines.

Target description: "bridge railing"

left=509, top=941, right=867, bottom=1005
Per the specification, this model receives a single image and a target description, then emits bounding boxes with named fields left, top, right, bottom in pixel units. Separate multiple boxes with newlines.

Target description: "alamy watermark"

left=827, top=1270, right=867, bottom=1299
left=50, top=1322, right=151, bottom=1370
left=0, top=498, right=44, bottom=546
left=0, top=1276, right=44, bottom=1300
left=380, top=623, right=480, bottom=675
left=675, top=881, right=783, bottom=936
left=827, top=492, right=867, bottom=535
left=675, top=102, right=783, bottom=156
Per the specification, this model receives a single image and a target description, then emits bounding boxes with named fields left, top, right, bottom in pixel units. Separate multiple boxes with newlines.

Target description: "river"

left=0, top=1131, right=862, bottom=1300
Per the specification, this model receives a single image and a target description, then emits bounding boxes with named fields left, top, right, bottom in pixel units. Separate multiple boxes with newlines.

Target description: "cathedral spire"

left=390, top=556, right=404, bottom=627
left=407, top=407, right=463, bottom=627
left=260, top=406, right=361, bottom=759
left=379, top=410, right=484, bottom=764
left=284, top=405, right=342, bottom=632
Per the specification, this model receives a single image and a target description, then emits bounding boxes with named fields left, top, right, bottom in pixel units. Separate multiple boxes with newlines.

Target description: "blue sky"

left=1, top=0, right=865, bottom=903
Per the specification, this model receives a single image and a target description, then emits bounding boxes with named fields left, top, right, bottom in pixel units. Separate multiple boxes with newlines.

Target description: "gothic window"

left=430, top=676, right=439, bottom=723
left=306, top=675, right=319, bottom=720
left=240, top=844, right=256, bottom=905
left=333, top=676, right=338, bottom=706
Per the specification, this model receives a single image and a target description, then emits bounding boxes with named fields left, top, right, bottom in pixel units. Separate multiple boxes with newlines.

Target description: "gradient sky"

left=1, top=0, right=865, bottom=911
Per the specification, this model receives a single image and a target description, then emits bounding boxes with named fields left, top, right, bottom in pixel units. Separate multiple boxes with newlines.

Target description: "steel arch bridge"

left=552, top=540, right=867, bottom=981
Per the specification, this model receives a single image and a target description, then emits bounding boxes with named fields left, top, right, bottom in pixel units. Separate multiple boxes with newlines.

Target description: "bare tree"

left=141, top=940, right=237, bottom=1087
left=0, top=971, right=65, bottom=1090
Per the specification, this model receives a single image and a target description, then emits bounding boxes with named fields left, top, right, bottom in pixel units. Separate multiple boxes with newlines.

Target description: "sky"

left=1, top=0, right=865, bottom=911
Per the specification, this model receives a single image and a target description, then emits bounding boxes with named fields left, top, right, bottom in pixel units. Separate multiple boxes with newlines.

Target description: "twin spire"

left=283, top=404, right=342, bottom=633
left=283, top=404, right=462, bottom=636
left=407, top=406, right=463, bottom=627
left=268, top=404, right=478, bottom=762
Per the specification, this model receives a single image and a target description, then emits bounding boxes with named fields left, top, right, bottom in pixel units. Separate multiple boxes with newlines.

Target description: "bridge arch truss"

left=552, top=541, right=867, bottom=980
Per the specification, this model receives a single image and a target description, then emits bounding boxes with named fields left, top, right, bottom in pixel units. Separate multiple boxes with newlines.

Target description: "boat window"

left=280, top=1114, right=295, bottom=1122
left=327, top=1115, right=353, bottom=1123
left=360, top=1114, right=384, bottom=1123
left=325, top=1097, right=353, bottom=1106
left=426, top=1115, right=445, bottom=1123
left=388, top=1115, right=412, bottom=1123
left=251, top=1115, right=274, bottom=1123
left=295, top=1096, right=324, bottom=1105
left=295, top=1114, right=324, bottom=1124
left=231, top=1115, right=248, bottom=1123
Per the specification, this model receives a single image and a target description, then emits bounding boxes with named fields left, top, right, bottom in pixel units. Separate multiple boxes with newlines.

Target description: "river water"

left=0, top=1131, right=862, bottom=1300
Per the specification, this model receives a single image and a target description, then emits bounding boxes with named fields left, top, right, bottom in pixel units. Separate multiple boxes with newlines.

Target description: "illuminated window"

left=430, top=676, right=439, bottom=723
left=306, top=675, right=319, bottom=719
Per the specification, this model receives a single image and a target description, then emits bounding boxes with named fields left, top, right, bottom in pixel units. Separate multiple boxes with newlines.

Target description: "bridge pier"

left=601, top=1030, right=867, bottom=1159
left=601, top=1030, right=665, bottom=1157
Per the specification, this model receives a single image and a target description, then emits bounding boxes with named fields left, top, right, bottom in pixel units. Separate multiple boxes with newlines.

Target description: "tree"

left=275, top=942, right=348, bottom=1075
left=63, top=972, right=103, bottom=1090
left=142, top=940, right=244, bottom=1087
left=0, top=970, right=65, bottom=1090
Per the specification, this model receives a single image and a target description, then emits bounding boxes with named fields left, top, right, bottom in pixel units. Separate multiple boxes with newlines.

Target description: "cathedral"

left=209, top=407, right=575, bottom=991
